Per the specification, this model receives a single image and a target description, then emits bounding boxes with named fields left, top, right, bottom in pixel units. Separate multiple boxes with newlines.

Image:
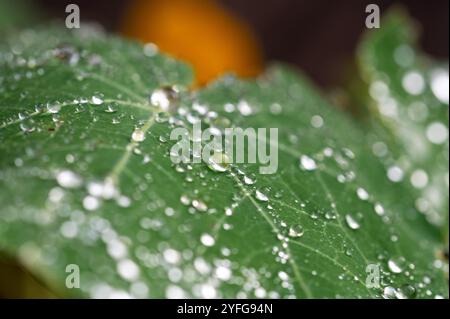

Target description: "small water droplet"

left=19, top=119, right=35, bottom=133
left=243, top=175, right=255, bottom=185
left=47, top=103, right=61, bottom=114
left=91, top=95, right=104, bottom=105
left=155, top=112, right=169, bottom=123
left=383, top=286, right=397, bottom=299
left=192, top=199, right=208, bottom=212
left=356, top=187, right=369, bottom=200
left=105, top=105, right=117, bottom=113
left=56, top=170, right=82, bottom=189
left=206, top=152, right=229, bottom=172
left=83, top=195, right=101, bottom=211
left=255, top=190, right=269, bottom=202
left=150, top=86, right=179, bottom=112
left=180, top=194, right=191, bottom=206
left=200, top=233, right=215, bottom=247
left=345, top=214, right=360, bottom=230
left=131, top=128, right=145, bottom=142
left=288, top=225, right=304, bottom=238
left=396, top=284, right=416, bottom=299
left=237, top=99, right=253, bottom=116
left=117, top=259, right=140, bottom=282
left=374, top=203, right=385, bottom=216
left=388, top=257, right=405, bottom=274
left=300, top=155, right=317, bottom=171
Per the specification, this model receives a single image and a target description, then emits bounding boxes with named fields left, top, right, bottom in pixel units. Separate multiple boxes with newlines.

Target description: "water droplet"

left=426, top=122, right=448, bottom=145
left=163, top=248, right=181, bottom=264
left=430, top=68, right=449, bottom=104
left=180, top=194, right=191, bottom=206
left=270, top=103, right=282, bottom=114
left=47, top=103, right=61, bottom=114
left=300, top=155, right=317, bottom=171
left=105, top=105, right=117, bottom=113
left=345, top=214, right=360, bottom=230
left=192, top=199, right=208, bottom=212
left=387, top=166, right=404, bottom=182
left=60, top=221, right=78, bottom=238
left=200, top=284, right=217, bottom=299
left=166, top=285, right=185, bottom=299
left=117, top=259, right=140, bottom=282
left=19, top=119, right=35, bottom=133
left=131, top=128, right=145, bottom=142
left=83, top=195, right=101, bottom=211
left=215, top=265, right=232, bottom=281
left=255, top=190, right=269, bottom=202
left=225, top=207, right=233, bottom=216
left=396, top=284, right=416, bottom=299
left=150, top=86, right=178, bottom=112
left=91, top=95, right=104, bottom=105
left=243, top=175, right=255, bottom=185
left=56, top=170, right=82, bottom=189
left=117, top=195, right=131, bottom=208
left=410, top=169, right=428, bottom=189
left=310, top=115, right=324, bottom=128
left=200, top=233, right=215, bottom=247
left=155, top=112, right=169, bottom=123
left=206, top=152, right=229, bottom=172
left=374, top=203, right=385, bottom=216
left=383, top=286, right=397, bottom=299
left=356, top=187, right=369, bottom=200
left=388, top=257, right=405, bottom=274
left=402, top=71, right=425, bottom=95
left=288, top=225, right=304, bottom=238
left=237, top=99, right=253, bottom=116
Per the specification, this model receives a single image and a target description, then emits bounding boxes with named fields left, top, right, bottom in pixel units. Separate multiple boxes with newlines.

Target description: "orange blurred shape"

left=122, top=0, right=264, bottom=85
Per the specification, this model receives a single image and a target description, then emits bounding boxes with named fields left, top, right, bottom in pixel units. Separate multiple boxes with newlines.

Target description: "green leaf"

left=0, top=18, right=447, bottom=298
left=358, top=10, right=449, bottom=235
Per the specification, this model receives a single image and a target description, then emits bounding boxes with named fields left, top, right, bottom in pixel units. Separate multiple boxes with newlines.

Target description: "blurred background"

left=22, top=0, right=449, bottom=88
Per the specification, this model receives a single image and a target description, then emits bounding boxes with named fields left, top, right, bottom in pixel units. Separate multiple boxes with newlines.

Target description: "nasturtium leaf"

left=0, top=14, right=448, bottom=298
left=358, top=10, right=449, bottom=235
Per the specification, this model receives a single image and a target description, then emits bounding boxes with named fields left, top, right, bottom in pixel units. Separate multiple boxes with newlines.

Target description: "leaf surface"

left=0, top=17, right=447, bottom=298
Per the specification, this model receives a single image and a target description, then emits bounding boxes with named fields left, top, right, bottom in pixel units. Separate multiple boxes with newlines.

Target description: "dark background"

left=34, top=0, right=449, bottom=88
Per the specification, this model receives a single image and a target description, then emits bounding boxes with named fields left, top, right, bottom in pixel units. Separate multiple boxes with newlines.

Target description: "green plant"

left=0, top=10, right=448, bottom=298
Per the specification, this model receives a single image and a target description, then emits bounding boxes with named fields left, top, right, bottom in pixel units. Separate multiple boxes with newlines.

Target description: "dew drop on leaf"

left=300, top=155, right=317, bottom=171
left=200, top=233, right=215, bottom=247
left=206, top=152, right=229, bottom=172
left=47, top=103, right=61, bottom=114
left=91, top=95, right=104, bottom=105
left=255, top=190, right=269, bottom=202
left=288, top=225, right=304, bottom=238
left=131, top=128, right=146, bottom=142
left=345, top=214, right=361, bottom=230
left=388, top=257, right=405, bottom=274
left=56, top=170, right=82, bottom=189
